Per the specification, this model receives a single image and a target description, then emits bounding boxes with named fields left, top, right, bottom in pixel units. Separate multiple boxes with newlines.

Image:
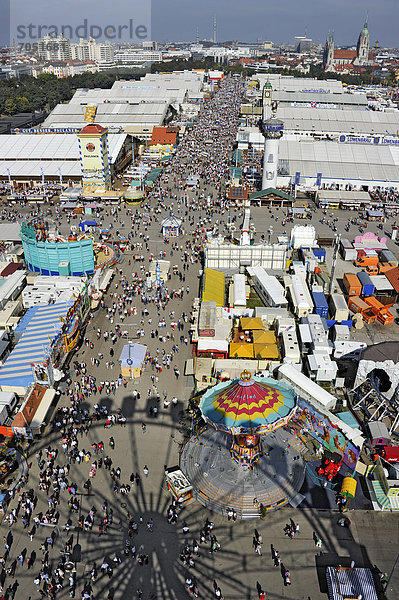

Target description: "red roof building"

left=12, top=385, right=47, bottom=428
left=79, top=124, right=107, bottom=135
left=149, top=126, right=179, bottom=146
left=334, top=49, right=357, bottom=61
left=385, top=267, right=399, bottom=294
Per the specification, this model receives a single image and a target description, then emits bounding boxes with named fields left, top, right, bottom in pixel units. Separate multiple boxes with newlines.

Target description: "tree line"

left=0, top=69, right=143, bottom=116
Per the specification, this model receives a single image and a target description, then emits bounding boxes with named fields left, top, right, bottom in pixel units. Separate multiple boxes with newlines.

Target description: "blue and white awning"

left=326, top=566, right=378, bottom=600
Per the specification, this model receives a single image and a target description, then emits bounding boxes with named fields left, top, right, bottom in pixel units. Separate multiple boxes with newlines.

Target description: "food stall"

left=165, top=466, right=194, bottom=504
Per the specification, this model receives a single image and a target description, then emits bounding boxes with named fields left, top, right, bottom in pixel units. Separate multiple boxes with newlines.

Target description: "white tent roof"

left=277, top=106, right=399, bottom=136
left=253, top=74, right=343, bottom=94
left=279, top=139, right=399, bottom=182
left=0, top=133, right=127, bottom=163
left=274, top=90, right=368, bottom=107
left=42, top=101, right=168, bottom=129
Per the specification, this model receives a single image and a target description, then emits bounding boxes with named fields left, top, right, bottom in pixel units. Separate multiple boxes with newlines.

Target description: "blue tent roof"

left=119, top=343, right=147, bottom=368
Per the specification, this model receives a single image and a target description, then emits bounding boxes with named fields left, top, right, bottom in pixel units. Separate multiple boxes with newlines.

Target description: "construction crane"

left=370, top=40, right=379, bottom=85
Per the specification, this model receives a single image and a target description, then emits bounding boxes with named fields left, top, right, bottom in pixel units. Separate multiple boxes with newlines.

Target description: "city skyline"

left=151, top=0, right=398, bottom=47
left=0, top=0, right=398, bottom=48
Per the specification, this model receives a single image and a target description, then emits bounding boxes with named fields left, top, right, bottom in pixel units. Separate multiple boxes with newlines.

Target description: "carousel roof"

left=199, top=370, right=297, bottom=433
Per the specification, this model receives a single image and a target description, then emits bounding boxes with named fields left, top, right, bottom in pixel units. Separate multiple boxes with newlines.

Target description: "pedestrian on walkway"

left=254, top=534, right=262, bottom=556
left=143, top=465, right=149, bottom=477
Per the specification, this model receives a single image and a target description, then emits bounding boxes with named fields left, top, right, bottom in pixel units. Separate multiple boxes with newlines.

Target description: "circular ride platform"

left=180, top=426, right=306, bottom=519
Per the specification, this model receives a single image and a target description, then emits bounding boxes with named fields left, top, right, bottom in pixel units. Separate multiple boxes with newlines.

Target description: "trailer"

left=364, top=296, right=394, bottom=325
left=314, top=271, right=330, bottom=294
left=343, top=273, right=362, bottom=297
left=357, top=271, right=375, bottom=296
left=289, top=275, right=313, bottom=318
left=340, top=239, right=357, bottom=261
left=312, top=247, right=326, bottom=262
left=0, top=404, right=8, bottom=425
left=329, top=293, right=349, bottom=322
left=380, top=249, right=398, bottom=267
left=247, top=266, right=287, bottom=307
left=233, top=273, right=246, bottom=308
left=317, top=236, right=335, bottom=247
left=347, top=296, right=377, bottom=324
left=0, top=392, right=17, bottom=414
left=312, top=291, right=329, bottom=319
left=281, top=329, right=300, bottom=364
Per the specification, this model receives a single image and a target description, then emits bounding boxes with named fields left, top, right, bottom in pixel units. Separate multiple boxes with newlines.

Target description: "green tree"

left=4, top=98, right=17, bottom=115
left=15, top=96, right=30, bottom=112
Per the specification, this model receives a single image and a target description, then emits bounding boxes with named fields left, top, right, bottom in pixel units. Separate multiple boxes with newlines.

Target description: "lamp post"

left=268, top=226, right=273, bottom=244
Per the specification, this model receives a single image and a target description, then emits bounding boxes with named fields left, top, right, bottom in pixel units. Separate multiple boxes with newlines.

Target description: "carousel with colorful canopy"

left=199, top=370, right=297, bottom=466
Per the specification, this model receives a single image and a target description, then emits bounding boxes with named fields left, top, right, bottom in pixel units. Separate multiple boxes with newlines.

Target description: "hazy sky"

left=151, top=0, right=399, bottom=47
left=1, top=0, right=398, bottom=47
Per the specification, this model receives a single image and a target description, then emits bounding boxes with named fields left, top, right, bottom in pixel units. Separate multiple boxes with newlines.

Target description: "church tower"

left=323, top=31, right=334, bottom=71
left=356, top=17, right=370, bottom=65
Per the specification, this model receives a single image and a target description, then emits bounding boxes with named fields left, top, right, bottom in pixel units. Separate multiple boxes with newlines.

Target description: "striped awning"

left=326, top=566, right=378, bottom=600
left=0, top=302, right=73, bottom=391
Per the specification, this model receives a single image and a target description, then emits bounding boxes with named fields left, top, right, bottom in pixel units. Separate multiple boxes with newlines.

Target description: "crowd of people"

left=0, top=76, right=250, bottom=600
left=0, top=71, right=389, bottom=600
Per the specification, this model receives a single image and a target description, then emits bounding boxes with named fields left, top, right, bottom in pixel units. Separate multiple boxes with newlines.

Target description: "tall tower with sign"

left=261, top=119, right=284, bottom=189
left=262, top=80, right=273, bottom=121
left=77, top=124, right=111, bottom=191
left=260, top=84, right=283, bottom=190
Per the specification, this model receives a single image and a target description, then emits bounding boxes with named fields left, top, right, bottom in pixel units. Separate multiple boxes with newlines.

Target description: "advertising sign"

left=339, top=135, right=399, bottom=146
left=295, top=398, right=360, bottom=471
left=12, top=128, right=80, bottom=134
left=291, top=102, right=338, bottom=109
left=80, top=137, right=103, bottom=170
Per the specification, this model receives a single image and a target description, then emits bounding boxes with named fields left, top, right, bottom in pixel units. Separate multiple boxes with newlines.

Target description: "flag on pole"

left=41, top=167, right=45, bottom=186
left=6, top=168, right=11, bottom=185
left=58, top=167, right=63, bottom=184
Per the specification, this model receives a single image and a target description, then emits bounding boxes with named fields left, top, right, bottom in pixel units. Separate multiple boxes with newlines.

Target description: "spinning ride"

left=199, top=370, right=297, bottom=466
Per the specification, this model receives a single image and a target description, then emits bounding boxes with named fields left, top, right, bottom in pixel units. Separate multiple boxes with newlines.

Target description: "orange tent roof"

left=240, top=317, right=265, bottom=330
left=253, top=343, right=279, bottom=360
left=253, top=330, right=277, bottom=345
left=229, top=342, right=254, bottom=359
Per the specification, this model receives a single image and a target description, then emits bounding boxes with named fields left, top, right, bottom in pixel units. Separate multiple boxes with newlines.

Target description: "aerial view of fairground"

left=0, top=2, right=398, bottom=600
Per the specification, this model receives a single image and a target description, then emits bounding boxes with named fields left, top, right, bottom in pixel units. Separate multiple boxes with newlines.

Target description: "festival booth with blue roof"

left=119, top=343, right=147, bottom=379
left=0, top=302, right=73, bottom=395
